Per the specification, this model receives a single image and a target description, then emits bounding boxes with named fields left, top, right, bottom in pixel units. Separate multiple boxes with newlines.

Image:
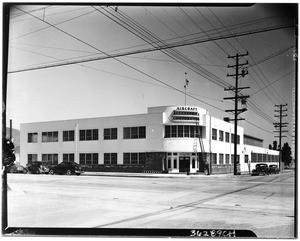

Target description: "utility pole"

left=224, top=52, right=249, bottom=175
left=274, top=104, right=288, bottom=170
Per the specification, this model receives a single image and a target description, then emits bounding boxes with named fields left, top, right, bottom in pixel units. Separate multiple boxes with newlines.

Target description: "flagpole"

left=184, top=72, right=189, bottom=106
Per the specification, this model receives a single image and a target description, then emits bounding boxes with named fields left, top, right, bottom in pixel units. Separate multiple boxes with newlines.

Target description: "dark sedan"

left=27, top=161, right=49, bottom=174
left=251, top=163, right=269, bottom=176
left=269, top=164, right=280, bottom=174
left=49, top=162, right=83, bottom=175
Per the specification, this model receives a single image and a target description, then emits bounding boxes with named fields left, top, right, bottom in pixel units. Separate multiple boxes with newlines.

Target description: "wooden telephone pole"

left=224, top=52, right=249, bottom=175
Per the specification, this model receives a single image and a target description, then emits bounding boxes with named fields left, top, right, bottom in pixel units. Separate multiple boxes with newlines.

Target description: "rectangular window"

left=123, top=126, right=146, bottom=139
left=219, top=130, right=224, bottom=142
left=225, top=154, right=230, bottom=164
left=219, top=154, right=224, bottom=164
left=42, top=153, right=58, bottom=164
left=80, top=129, right=98, bottom=141
left=173, top=158, right=177, bottom=169
left=63, top=153, right=74, bottom=162
left=184, top=126, right=189, bottom=137
left=42, top=131, right=58, bottom=142
left=192, top=158, right=196, bottom=168
left=171, top=126, right=177, bottom=137
left=79, top=153, right=98, bottom=165
left=139, top=153, right=146, bottom=165
left=168, top=157, right=171, bottom=168
left=123, top=153, right=146, bottom=165
left=231, top=154, right=234, bottom=164
left=211, top=153, right=217, bottom=164
left=131, top=153, right=138, bottom=164
left=28, top=154, right=38, bottom=164
left=237, top=135, right=240, bottom=144
left=231, top=134, right=240, bottom=144
left=178, top=126, right=184, bottom=137
left=123, top=153, right=130, bottom=164
left=104, top=153, right=117, bottom=164
left=231, top=133, right=235, bottom=143
left=251, top=152, right=257, bottom=163
left=225, top=132, right=230, bottom=142
left=245, top=155, right=249, bottom=163
left=212, top=128, right=217, bottom=140
left=139, top=126, right=146, bottom=138
left=63, top=130, right=74, bottom=142
left=165, top=126, right=171, bottom=138
left=28, top=133, right=38, bottom=143
left=104, top=128, right=118, bottom=140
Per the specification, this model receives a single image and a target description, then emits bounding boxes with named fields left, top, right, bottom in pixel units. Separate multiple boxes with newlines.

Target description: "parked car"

left=251, top=163, right=269, bottom=176
left=7, top=163, right=27, bottom=174
left=27, top=161, right=49, bottom=174
left=49, top=162, right=83, bottom=175
left=269, top=164, right=280, bottom=174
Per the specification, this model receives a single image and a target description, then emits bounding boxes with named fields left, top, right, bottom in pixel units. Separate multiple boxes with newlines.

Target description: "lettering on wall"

left=172, top=107, right=200, bottom=122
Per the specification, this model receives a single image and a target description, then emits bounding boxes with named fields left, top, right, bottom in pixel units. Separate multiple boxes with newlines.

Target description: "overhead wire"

left=10, top=5, right=225, bottom=113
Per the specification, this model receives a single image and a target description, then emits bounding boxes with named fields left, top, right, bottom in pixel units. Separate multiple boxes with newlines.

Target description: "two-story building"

left=20, top=105, right=279, bottom=174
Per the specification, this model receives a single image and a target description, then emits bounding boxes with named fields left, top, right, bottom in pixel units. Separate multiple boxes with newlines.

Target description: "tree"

left=273, top=140, right=277, bottom=150
left=281, top=142, right=292, bottom=167
left=3, top=138, right=15, bottom=166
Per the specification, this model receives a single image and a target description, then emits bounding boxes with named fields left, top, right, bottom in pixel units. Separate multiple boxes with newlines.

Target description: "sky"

left=5, top=3, right=297, bottom=152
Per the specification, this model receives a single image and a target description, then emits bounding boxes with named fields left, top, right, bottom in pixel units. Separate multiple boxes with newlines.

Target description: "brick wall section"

left=144, top=152, right=165, bottom=172
left=81, top=152, right=165, bottom=173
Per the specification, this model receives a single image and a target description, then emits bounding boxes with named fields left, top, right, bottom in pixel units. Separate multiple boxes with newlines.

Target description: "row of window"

left=212, top=128, right=240, bottom=144
left=165, top=125, right=203, bottom=138
left=28, top=126, right=146, bottom=143
left=251, top=153, right=279, bottom=163
left=27, top=152, right=147, bottom=165
left=211, top=153, right=240, bottom=165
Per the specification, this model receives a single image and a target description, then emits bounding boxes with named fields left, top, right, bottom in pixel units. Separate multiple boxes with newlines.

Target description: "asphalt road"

left=7, top=171, right=295, bottom=238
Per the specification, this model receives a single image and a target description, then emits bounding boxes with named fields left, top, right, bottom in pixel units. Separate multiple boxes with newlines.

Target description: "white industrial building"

left=20, top=105, right=279, bottom=174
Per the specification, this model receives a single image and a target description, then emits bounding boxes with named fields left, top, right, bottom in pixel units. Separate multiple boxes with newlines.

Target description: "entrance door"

left=179, top=157, right=190, bottom=173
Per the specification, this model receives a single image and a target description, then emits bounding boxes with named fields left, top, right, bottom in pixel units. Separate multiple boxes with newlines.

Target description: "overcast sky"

left=5, top=3, right=297, bottom=150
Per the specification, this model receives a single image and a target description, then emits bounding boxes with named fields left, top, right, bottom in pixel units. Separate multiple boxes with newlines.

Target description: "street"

left=7, top=171, right=295, bottom=238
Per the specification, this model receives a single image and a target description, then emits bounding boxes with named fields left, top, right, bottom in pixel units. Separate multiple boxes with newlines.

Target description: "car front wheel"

left=66, top=170, right=72, bottom=175
left=49, top=169, right=54, bottom=175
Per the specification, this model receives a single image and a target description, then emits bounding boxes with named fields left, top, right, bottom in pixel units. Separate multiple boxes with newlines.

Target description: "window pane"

left=184, top=126, right=189, bottom=137
left=93, top=129, right=98, bottom=140
left=171, top=126, right=177, bottom=137
left=63, top=154, right=68, bottom=162
left=124, top=127, right=130, bottom=139
left=63, top=131, right=68, bottom=141
left=70, top=154, right=74, bottom=162
left=178, top=126, right=183, bottom=137
left=53, top=132, right=58, bottom=142
left=219, top=130, right=224, bottom=141
left=104, top=129, right=110, bottom=140
left=111, top=128, right=117, bottom=139
left=212, top=129, right=217, bottom=140
left=86, top=130, right=92, bottom=140
left=111, top=153, right=117, bottom=164
left=131, top=127, right=138, bottom=139
left=80, top=130, right=85, bottom=141
left=123, top=153, right=130, bottom=164
left=165, top=126, right=170, bottom=138
left=190, top=126, right=195, bottom=138
left=42, top=132, right=47, bottom=142
left=139, top=153, right=146, bottom=165
left=92, top=153, right=98, bottom=165
left=69, top=131, right=74, bottom=141
left=139, top=126, right=146, bottom=138
left=131, top=153, right=138, bottom=164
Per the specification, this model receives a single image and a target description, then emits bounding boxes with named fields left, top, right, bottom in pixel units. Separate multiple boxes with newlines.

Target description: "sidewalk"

left=81, top=169, right=293, bottom=179
left=81, top=171, right=247, bottom=179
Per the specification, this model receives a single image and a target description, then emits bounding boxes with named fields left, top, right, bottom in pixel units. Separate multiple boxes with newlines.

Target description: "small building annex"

left=20, top=105, right=279, bottom=174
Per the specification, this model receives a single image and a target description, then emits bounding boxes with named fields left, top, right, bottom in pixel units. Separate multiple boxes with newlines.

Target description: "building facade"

left=20, top=105, right=279, bottom=174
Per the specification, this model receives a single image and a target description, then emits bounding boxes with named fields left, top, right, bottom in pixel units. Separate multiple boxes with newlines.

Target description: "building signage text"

left=172, top=106, right=200, bottom=122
